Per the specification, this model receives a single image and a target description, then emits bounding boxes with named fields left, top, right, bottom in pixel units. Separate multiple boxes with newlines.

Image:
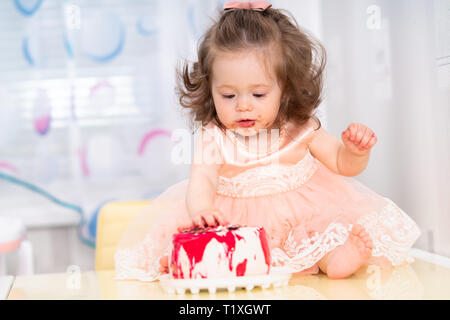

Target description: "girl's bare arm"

left=186, top=159, right=221, bottom=221
left=308, top=122, right=377, bottom=177
left=184, top=127, right=226, bottom=228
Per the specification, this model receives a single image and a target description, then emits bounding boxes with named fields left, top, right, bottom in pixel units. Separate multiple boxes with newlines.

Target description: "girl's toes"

left=358, top=241, right=369, bottom=256
left=362, top=239, right=373, bottom=255
left=360, top=233, right=370, bottom=243
left=364, top=246, right=372, bottom=258
left=354, top=226, right=373, bottom=247
left=361, top=234, right=373, bottom=248
left=357, top=226, right=369, bottom=238
left=351, top=224, right=363, bottom=235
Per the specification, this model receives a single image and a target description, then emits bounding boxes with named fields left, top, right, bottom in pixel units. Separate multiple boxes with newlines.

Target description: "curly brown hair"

left=176, top=5, right=326, bottom=134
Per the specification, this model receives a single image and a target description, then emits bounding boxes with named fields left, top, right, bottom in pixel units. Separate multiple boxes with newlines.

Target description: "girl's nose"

left=236, top=96, right=253, bottom=112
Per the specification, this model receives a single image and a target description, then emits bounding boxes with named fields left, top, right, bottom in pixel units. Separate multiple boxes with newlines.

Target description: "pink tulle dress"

left=114, top=118, right=421, bottom=281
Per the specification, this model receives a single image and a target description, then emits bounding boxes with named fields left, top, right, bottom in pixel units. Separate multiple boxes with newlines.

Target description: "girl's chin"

left=231, top=127, right=259, bottom=137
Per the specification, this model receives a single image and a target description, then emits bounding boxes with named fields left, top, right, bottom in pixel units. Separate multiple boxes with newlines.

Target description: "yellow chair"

left=95, top=200, right=151, bottom=271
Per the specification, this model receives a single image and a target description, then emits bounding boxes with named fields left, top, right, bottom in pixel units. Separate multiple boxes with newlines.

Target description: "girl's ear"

left=311, top=115, right=322, bottom=131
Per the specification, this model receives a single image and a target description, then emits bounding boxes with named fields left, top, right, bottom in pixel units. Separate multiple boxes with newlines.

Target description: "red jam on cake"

left=170, top=226, right=271, bottom=279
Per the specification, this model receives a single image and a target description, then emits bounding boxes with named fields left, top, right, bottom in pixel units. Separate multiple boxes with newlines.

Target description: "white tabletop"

left=7, top=253, right=450, bottom=300
left=0, top=276, right=14, bottom=300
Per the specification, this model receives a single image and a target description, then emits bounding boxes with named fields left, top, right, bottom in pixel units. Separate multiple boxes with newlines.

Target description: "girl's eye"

left=221, top=94, right=266, bottom=99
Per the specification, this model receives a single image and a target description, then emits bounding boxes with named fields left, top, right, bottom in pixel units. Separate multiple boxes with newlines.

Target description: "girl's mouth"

left=237, top=120, right=256, bottom=128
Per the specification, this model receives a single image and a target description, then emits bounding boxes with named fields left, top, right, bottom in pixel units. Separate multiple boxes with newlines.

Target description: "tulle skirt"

left=115, top=163, right=421, bottom=281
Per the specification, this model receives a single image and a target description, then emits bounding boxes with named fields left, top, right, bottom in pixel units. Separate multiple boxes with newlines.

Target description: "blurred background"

left=0, top=0, right=448, bottom=275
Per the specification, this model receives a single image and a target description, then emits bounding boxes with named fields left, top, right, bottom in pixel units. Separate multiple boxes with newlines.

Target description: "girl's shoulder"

left=286, top=116, right=321, bottom=145
left=203, top=120, right=220, bottom=131
left=200, top=120, right=224, bottom=139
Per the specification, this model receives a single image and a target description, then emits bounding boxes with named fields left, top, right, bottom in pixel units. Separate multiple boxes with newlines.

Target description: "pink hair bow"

left=223, top=1, right=272, bottom=12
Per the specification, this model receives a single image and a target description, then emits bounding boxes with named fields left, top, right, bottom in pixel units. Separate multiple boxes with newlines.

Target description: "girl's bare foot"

left=320, top=224, right=374, bottom=279
left=159, top=255, right=169, bottom=274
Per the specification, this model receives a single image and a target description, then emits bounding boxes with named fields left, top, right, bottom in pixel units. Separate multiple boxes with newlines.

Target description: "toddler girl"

left=115, top=1, right=420, bottom=281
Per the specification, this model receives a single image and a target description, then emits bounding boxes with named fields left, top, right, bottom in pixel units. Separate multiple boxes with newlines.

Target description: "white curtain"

left=0, top=0, right=221, bottom=245
left=318, top=0, right=450, bottom=255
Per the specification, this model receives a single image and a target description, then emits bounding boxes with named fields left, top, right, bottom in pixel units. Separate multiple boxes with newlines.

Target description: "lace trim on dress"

left=271, top=198, right=421, bottom=273
left=217, top=150, right=320, bottom=198
left=115, top=235, right=172, bottom=282
left=357, top=197, right=421, bottom=266
left=271, top=223, right=353, bottom=272
left=114, top=248, right=160, bottom=281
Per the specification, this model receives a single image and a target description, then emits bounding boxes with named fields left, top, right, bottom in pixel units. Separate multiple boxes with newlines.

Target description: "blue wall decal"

left=13, top=0, right=44, bottom=17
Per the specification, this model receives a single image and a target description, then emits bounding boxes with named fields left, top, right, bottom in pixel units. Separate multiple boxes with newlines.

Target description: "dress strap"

left=292, top=117, right=320, bottom=142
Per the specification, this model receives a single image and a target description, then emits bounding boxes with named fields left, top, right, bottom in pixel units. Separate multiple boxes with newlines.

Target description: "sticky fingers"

left=181, top=208, right=228, bottom=232
left=359, top=130, right=373, bottom=148
left=343, top=123, right=377, bottom=151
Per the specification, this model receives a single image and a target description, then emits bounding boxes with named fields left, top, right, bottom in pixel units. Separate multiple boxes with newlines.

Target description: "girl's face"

left=211, top=49, right=283, bottom=136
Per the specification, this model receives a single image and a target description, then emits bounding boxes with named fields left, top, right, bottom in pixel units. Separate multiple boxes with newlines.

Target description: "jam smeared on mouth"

left=238, top=120, right=255, bottom=128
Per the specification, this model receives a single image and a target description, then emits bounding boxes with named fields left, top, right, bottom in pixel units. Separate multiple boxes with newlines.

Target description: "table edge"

left=410, top=248, right=450, bottom=269
left=0, top=276, right=14, bottom=300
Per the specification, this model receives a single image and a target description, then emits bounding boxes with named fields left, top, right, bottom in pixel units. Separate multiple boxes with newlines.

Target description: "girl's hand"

left=342, top=123, right=377, bottom=156
left=177, top=208, right=228, bottom=232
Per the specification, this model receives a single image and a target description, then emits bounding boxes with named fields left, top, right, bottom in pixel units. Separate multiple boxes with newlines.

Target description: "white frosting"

left=231, top=228, right=269, bottom=276
left=177, top=246, right=191, bottom=279
left=193, top=238, right=233, bottom=278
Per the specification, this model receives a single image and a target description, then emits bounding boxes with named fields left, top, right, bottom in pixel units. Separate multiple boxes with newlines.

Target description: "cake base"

left=159, top=267, right=292, bottom=295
